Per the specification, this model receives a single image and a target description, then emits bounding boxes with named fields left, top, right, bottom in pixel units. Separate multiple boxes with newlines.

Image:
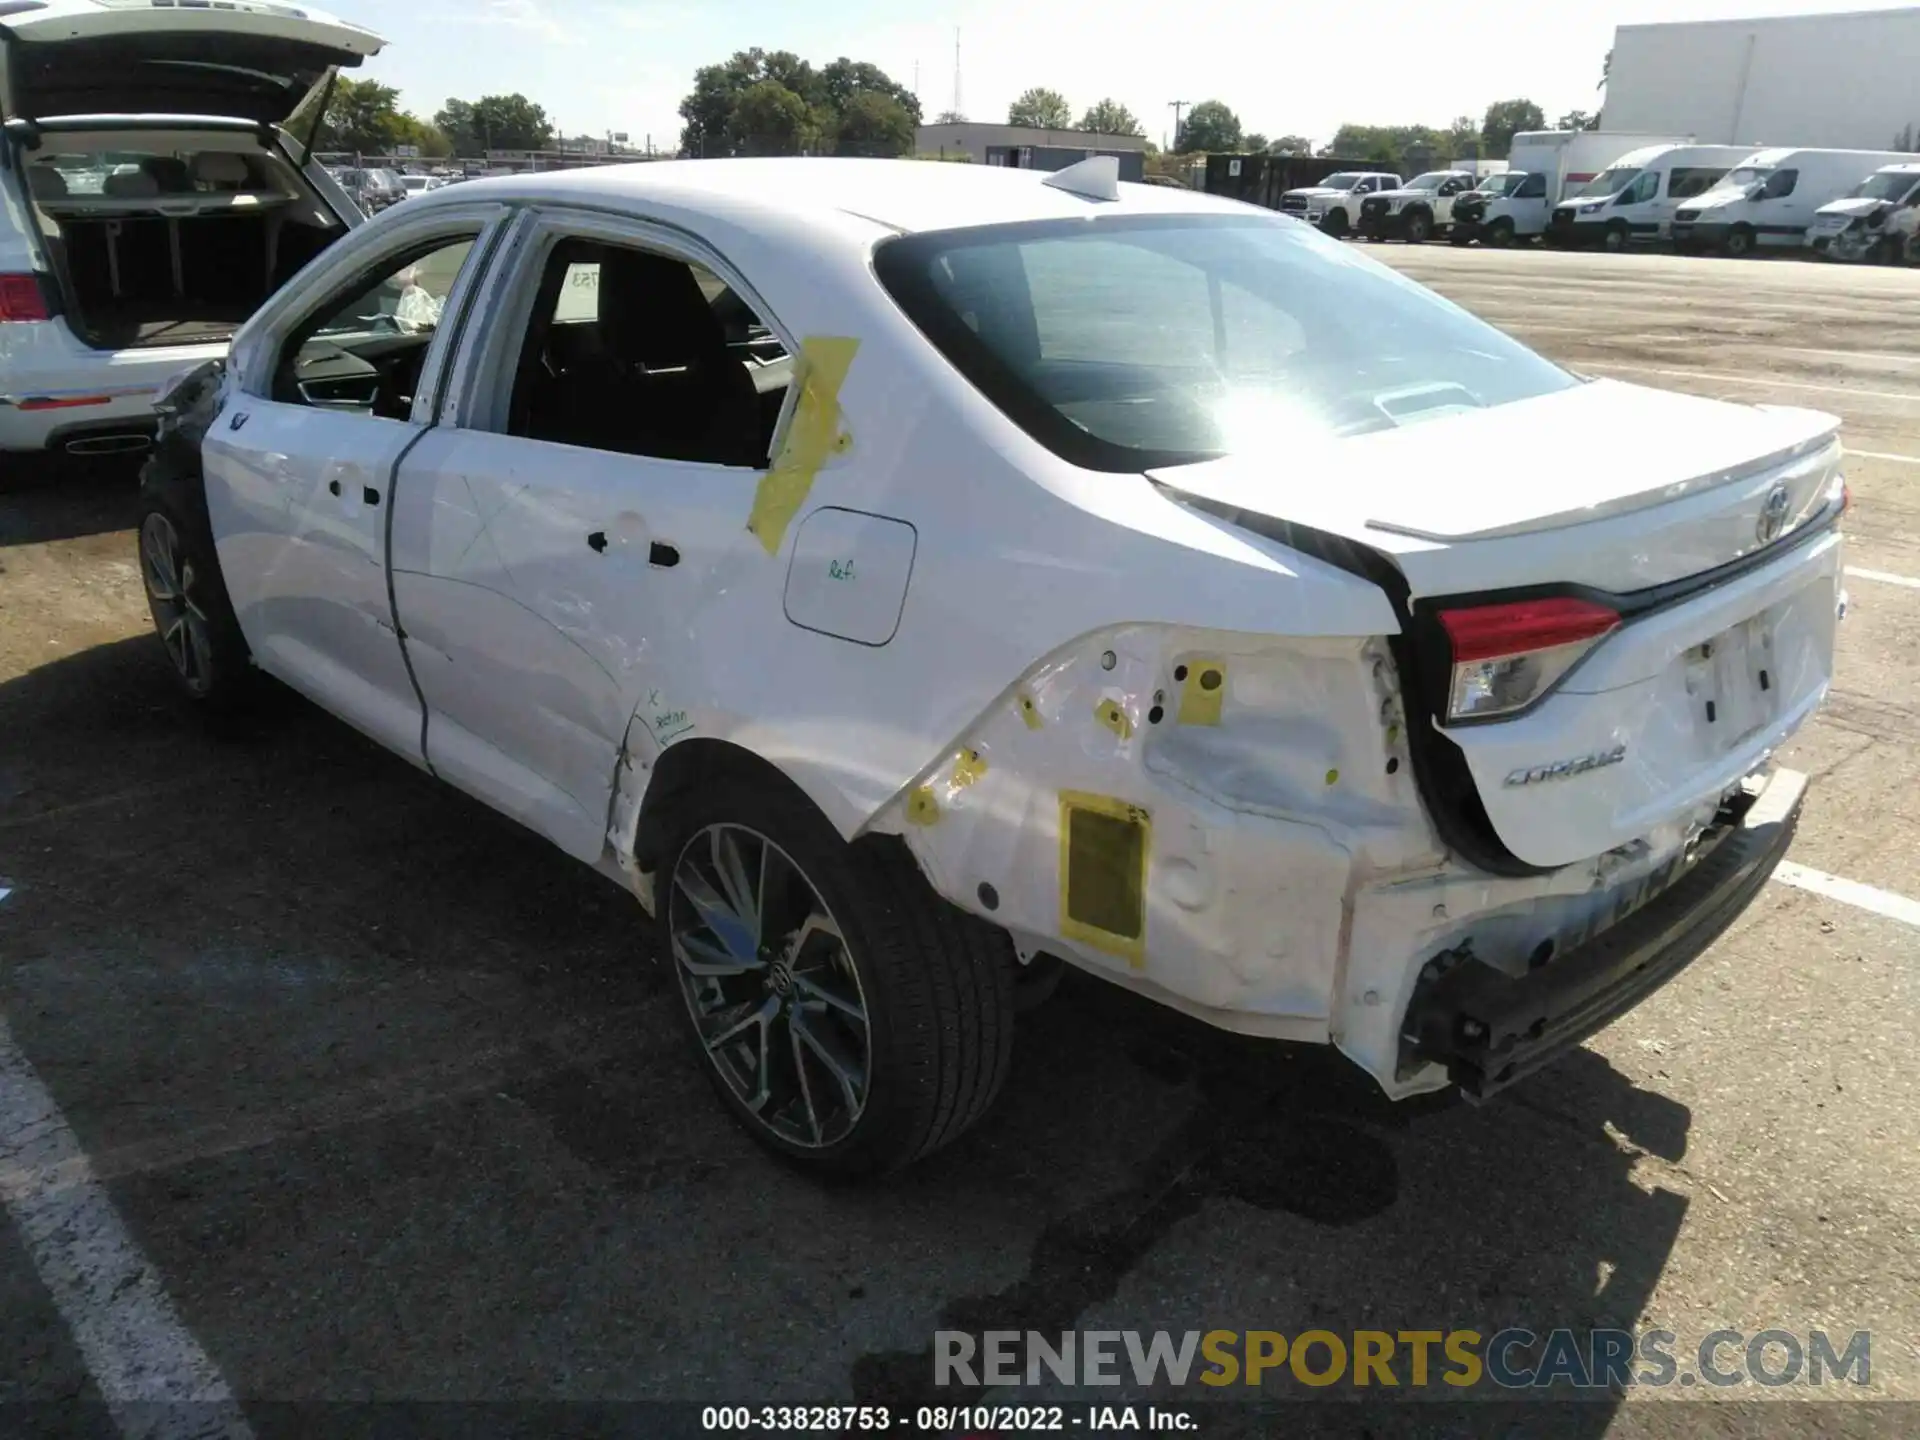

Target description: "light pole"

left=1169, top=100, right=1188, bottom=153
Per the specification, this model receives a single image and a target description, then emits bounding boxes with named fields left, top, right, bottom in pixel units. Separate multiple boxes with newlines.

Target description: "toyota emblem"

left=1757, top=482, right=1791, bottom=544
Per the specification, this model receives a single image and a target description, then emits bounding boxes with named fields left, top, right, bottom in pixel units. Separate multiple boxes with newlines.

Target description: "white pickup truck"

left=1276, top=172, right=1402, bottom=236
left=1355, top=171, right=1479, bottom=243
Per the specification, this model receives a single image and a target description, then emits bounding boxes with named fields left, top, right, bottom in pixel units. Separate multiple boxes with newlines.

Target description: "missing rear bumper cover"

left=1404, top=767, right=1806, bottom=1101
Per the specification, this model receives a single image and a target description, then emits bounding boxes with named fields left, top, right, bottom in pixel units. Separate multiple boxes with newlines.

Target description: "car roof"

left=404, top=157, right=1251, bottom=238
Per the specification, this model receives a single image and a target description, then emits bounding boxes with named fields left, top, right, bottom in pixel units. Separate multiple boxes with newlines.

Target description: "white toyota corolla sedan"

left=137, top=156, right=1847, bottom=1174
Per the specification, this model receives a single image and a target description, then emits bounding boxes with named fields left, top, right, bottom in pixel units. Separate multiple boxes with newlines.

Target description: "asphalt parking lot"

left=3, top=245, right=1918, bottom=1437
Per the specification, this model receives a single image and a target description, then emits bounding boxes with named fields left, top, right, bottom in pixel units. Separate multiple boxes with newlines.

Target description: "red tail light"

left=0, top=272, right=51, bottom=323
left=1437, top=597, right=1620, bottom=722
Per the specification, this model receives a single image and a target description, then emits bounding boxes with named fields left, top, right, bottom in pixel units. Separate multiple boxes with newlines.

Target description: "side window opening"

left=1516, top=174, right=1547, bottom=199
left=273, top=234, right=478, bottom=419
left=503, top=236, right=787, bottom=467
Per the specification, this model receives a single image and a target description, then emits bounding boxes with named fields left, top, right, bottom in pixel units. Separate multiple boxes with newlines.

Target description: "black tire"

left=1403, top=209, right=1432, bottom=244
left=660, top=772, right=1016, bottom=1176
left=1602, top=221, right=1629, bottom=252
left=1321, top=210, right=1348, bottom=237
left=1723, top=226, right=1755, bottom=258
left=1487, top=219, right=1516, bottom=248
left=136, top=453, right=256, bottom=714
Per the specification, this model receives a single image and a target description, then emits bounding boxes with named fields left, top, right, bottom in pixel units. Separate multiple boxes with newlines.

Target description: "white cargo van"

left=1451, top=131, right=1689, bottom=245
left=1671, top=148, right=1914, bottom=255
left=1808, top=161, right=1920, bottom=262
left=1547, top=144, right=1755, bottom=250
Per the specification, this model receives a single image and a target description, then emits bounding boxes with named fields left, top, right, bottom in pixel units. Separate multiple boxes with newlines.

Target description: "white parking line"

left=1578, top=360, right=1920, bottom=404
left=1773, top=862, right=1920, bottom=929
left=1849, top=449, right=1920, bottom=466
left=0, top=1014, right=253, bottom=1439
left=1847, top=566, right=1920, bottom=590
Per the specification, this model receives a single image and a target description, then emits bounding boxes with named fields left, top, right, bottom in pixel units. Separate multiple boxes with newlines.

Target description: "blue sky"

left=327, top=0, right=1917, bottom=152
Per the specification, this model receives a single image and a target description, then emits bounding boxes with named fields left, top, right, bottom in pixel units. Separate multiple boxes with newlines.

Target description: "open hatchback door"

left=0, top=0, right=384, bottom=126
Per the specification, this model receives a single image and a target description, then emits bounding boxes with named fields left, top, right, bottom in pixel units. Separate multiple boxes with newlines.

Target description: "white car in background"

left=0, top=0, right=379, bottom=462
left=138, top=157, right=1845, bottom=1174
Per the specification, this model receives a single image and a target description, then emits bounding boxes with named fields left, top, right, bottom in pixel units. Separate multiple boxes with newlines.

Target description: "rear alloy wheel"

left=136, top=461, right=255, bottom=713
left=1404, top=210, right=1432, bottom=244
left=140, top=513, right=216, bottom=698
left=1723, top=226, right=1755, bottom=258
left=1602, top=221, right=1629, bottom=252
left=671, top=823, right=872, bottom=1150
left=662, top=777, right=1015, bottom=1175
left=1487, top=218, right=1516, bottom=248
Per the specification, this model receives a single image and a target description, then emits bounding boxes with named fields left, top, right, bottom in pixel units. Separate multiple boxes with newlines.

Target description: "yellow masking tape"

left=1095, top=699, right=1133, bottom=740
left=906, top=787, right=940, bottom=825
left=1178, top=660, right=1227, bottom=726
left=748, top=336, right=860, bottom=555
left=952, top=749, right=988, bottom=788
left=1018, top=694, right=1044, bottom=730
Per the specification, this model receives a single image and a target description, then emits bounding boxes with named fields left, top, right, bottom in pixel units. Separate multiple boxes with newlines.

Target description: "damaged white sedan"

left=138, top=157, right=1848, bottom=1174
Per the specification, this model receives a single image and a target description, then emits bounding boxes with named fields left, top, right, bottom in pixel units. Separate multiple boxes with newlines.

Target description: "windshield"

left=1720, top=166, right=1773, bottom=189
left=1475, top=172, right=1525, bottom=195
left=1319, top=173, right=1362, bottom=189
left=1851, top=171, right=1920, bottom=200
left=1406, top=172, right=1452, bottom=191
left=1577, top=166, right=1640, bottom=198
left=872, top=214, right=1577, bottom=470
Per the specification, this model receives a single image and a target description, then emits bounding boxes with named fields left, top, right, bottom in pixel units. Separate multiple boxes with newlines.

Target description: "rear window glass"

left=873, top=214, right=1576, bottom=471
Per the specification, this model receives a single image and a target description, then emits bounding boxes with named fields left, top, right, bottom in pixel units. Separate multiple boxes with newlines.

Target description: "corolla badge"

left=1757, top=481, right=1791, bottom=544
left=1504, top=744, right=1627, bottom=787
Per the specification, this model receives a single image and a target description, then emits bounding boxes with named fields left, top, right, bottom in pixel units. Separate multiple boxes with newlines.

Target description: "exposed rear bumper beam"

left=1405, top=767, right=1807, bottom=1101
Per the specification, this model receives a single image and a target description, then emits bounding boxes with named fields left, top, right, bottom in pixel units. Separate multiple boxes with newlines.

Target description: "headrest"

left=27, top=166, right=68, bottom=199
left=192, top=152, right=251, bottom=187
left=104, top=170, right=160, bottom=198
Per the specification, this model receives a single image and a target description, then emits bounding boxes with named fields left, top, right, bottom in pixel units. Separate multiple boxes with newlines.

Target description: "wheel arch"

left=614, top=735, right=901, bottom=915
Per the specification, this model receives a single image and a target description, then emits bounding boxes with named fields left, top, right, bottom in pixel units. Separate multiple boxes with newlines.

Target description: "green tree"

left=1445, top=114, right=1480, bottom=161
left=319, top=77, right=405, bottom=154
left=727, top=79, right=814, bottom=155
left=933, top=109, right=966, bottom=124
left=1267, top=134, right=1312, bottom=155
left=819, top=57, right=921, bottom=124
left=469, top=93, right=554, bottom=151
left=678, top=48, right=916, bottom=158
left=1243, top=132, right=1268, bottom=154
left=833, top=90, right=917, bottom=156
left=433, top=98, right=478, bottom=155
left=1555, top=109, right=1599, bottom=132
left=1176, top=99, right=1241, bottom=154
left=1481, top=98, right=1545, bottom=157
left=1078, top=99, right=1142, bottom=136
left=1008, top=88, right=1073, bottom=129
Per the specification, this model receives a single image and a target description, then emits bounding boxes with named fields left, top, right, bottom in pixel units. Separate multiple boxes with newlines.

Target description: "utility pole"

left=1169, top=100, right=1189, bottom=152
left=952, top=28, right=962, bottom=120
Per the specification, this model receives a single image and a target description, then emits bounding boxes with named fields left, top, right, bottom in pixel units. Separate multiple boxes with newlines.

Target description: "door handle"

left=648, top=541, right=680, bottom=568
left=587, top=531, right=608, bottom=553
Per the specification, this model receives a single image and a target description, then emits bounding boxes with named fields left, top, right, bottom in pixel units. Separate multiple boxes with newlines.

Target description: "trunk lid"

left=1148, top=379, right=1839, bottom=597
left=0, top=1, right=383, bottom=127
left=1151, top=379, right=1846, bottom=870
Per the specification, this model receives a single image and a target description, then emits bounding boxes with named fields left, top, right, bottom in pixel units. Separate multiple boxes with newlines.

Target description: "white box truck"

left=1451, top=131, right=1688, bottom=245
left=1547, top=143, right=1755, bottom=250
left=1670, top=148, right=1916, bottom=255
left=1808, top=161, right=1920, bottom=262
